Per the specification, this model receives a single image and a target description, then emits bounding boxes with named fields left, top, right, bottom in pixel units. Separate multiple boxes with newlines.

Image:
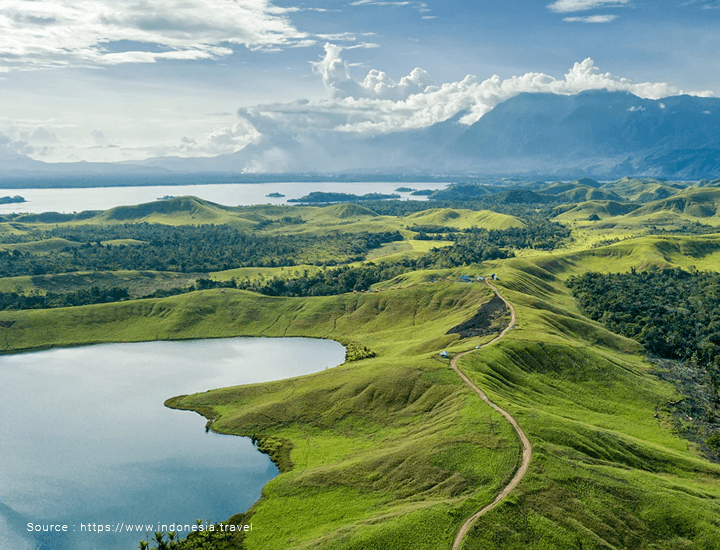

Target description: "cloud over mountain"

left=224, top=44, right=713, bottom=149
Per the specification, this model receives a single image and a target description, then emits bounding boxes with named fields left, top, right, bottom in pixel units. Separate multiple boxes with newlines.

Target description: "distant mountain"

left=3, top=90, right=720, bottom=184
left=448, top=90, right=720, bottom=178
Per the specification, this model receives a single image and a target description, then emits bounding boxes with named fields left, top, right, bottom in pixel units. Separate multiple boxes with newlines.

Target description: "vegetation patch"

left=343, top=341, right=376, bottom=362
left=447, top=293, right=509, bottom=338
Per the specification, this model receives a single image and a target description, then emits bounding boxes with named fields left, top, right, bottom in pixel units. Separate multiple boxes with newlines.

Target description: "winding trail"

left=450, top=282, right=532, bottom=550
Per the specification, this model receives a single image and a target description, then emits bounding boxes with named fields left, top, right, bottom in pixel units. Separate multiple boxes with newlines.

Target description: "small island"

left=265, top=192, right=286, bottom=198
left=394, top=187, right=416, bottom=193
left=0, top=195, right=26, bottom=204
left=410, top=189, right=435, bottom=196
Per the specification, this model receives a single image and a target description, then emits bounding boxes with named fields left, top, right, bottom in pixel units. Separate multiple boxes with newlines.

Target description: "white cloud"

left=312, top=43, right=431, bottom=100
left=90, top=129, right=109, bottom=144
left=0, top=131, right=31, bottom=158
left=548, top=0, right=630, bottom=13
left=627, top=105, right=645, bottom=111
left=284, top=46, right=714, bottom=137
left=563, top=15, right=619, bottom=22
left=26, top=126, right=58, bottom=143
left=154, top=120, right=261, bottom=157
left=349, top=0, right=433, bottom=17
left=350, top=1, right=411, bottom=5
left=0, top=0, right=311, bottom=71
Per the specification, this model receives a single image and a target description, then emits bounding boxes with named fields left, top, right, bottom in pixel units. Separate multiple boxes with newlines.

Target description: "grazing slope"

left=405, top=209, right=525, bottom=230
left=2, top=234, right=720, bottom=548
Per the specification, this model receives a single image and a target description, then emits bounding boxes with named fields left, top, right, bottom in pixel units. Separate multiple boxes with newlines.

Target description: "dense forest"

left=567, top=268, right=720, bottom=458
left=567, top=268, right=720, bottom=368
left=0, top=286, right=130, bottom=310
left=0, top=225, right=403, bottom=276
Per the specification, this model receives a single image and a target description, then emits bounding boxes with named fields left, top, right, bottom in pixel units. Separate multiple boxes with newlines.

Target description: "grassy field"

left=3, top=192, right=720, bottom=548
left=454, top=252, right=720, bottom=549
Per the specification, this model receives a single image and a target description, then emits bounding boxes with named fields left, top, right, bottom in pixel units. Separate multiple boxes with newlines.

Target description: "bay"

left=0, top=182, right=434, bottom=215
left=0, top=337, right=345, bottom=550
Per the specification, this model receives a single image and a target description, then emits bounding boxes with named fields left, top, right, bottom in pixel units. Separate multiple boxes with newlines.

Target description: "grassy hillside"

left=598, top=177, right=686, bottom=203
left=553, top=200, right=640, bottom=222
left=628, top=187, right=720, bottom=221
left=4, top=236, right=720, bottom=549
left=404, top=209, right=525, bottom=230
left=4, top=195, right=720, bottom=549
left=453, top=246, right=720, bottom=549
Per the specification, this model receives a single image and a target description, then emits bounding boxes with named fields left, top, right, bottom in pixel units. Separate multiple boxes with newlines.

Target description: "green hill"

left=3, top=235, right=720, bottom=549
left=599, top=177, right=687, bottom=203
left=404, top=208, right=525, bottom=230
left=543, top=182, right=622, bottom=203
left=311, top=203, right=379, bottom=220
left=553, top=200, right=641, bottom=221
left=628, top=187, right=720, bottom=220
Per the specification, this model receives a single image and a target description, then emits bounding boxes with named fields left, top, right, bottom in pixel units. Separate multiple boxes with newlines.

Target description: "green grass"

left=448, top=244, right=720, bottom=549
left=3, top=199, right=720, bottom=548
left=0, top=282, right=523, bottom=549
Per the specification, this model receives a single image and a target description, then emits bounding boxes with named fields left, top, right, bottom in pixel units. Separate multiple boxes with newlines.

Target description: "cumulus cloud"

left=154, top=120, right=262, bottom=157
left=548, top=0, right=631, bottom=12
left=90, top=129, right=109, bottom=144
left=26, top=126, right=58, bottom=143
left=266, top=45, right=712, bottom=138
left=312, top=43, right=432, bottom=100
left=0, top=0, right=311, bottom=71
left=0, top=131, right=32, bottom=158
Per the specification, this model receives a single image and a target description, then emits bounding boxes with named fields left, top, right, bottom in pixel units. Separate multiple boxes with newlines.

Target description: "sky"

left=1, top=0, right=719, bottom=164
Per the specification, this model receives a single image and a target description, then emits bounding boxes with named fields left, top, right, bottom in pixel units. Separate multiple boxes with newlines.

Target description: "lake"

left=0, top=181, right=435, bottom=215
left=0, top=337, right=346, bottom=550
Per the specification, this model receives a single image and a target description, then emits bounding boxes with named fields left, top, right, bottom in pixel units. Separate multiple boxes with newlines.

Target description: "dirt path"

left=450, top=282, right=532, bottom=550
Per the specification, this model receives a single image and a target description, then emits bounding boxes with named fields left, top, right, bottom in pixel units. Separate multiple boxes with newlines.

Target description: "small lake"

left=0, top=181, right=435, bottom=215
left=0, top=337, right=346, bottom=550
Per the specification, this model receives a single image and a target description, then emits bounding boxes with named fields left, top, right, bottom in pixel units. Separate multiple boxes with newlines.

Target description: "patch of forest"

left=0, top=216, right=573, bottom=307
left=567, top=268, right=720, bottom=460
left=0, top=225, right=403, bottom=276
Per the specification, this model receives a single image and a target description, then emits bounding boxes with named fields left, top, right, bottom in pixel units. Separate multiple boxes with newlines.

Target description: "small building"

left=460, top=275, right=472, bottom=283
left=492, top=273, right=498, bottom=280
left=439, top=350, right=449, bottom=358
left=476, top=276, right=484, bottom=281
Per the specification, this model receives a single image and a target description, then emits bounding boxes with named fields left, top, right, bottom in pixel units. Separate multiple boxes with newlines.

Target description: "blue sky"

left=1, top=0, right=718, bottom=163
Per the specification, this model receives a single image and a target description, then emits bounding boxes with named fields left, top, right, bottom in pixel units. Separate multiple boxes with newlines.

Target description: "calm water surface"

left=0, top=337, right=345, bottom=550
left=0, top=182, right=433, bottom=215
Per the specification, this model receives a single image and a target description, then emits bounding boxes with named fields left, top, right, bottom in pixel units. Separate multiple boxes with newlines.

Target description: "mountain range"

left=3, top=90, right=720, bottom=184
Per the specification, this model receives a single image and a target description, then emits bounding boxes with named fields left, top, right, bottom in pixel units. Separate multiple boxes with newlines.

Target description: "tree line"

left=0, top=225, right=403, bottom=277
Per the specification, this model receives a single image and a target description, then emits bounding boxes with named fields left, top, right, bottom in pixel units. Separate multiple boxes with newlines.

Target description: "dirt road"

left=450, top=282, right=532, bottom=550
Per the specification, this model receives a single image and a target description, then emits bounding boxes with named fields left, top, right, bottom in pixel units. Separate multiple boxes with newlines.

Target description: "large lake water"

left=0, top=337, right=346, bottom=550
left=0, top=181, right=435, bottom=215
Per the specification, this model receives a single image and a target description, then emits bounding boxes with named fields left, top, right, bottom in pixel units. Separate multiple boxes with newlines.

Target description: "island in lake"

left=265, top=192, right=286, bottom=198
left=0, top=195, right=26, bottom=204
